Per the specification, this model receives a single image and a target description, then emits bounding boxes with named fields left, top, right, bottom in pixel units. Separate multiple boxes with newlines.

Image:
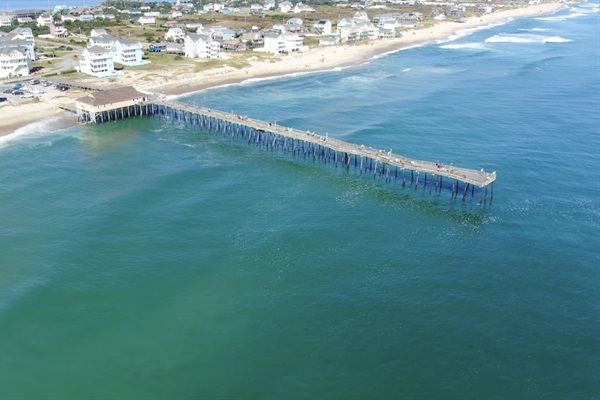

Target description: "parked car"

left=12, top=83, right=23, bottom=90
left=42, top=81, right=52, bottom=87
left=56, top=85, right=69, bottom=91
left=12, top=90, right=24, bottom=95
left=21, top=93, right=35, bottom=99
left=30, top=79, right=40, bottom=85
left=0, top=97, right=7, bottom=102
left=2, top=88, right=12, bottom=93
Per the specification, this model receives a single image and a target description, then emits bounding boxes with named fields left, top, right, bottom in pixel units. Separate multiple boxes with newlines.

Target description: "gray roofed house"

left=76, top=86, right=144, bottom=108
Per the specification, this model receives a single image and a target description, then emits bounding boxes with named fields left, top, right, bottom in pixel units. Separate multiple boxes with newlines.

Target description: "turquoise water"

left=1, top=3, right=599, bottom=399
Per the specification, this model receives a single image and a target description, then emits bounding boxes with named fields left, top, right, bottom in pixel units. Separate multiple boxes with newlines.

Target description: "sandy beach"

left=0, top=2, right=566, bottom=137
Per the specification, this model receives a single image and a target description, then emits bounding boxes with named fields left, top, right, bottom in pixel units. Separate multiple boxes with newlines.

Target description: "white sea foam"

left=435, top=18, right=514, bottom=45
left=439, top=42, right=489, bottom=51
left=0, top=114, right=78, bottom=149
left=536, top=12, right=587, bottom=21
left=484, top=33, right=572, bottom=44
left=519, top=28, right=548, bottom=32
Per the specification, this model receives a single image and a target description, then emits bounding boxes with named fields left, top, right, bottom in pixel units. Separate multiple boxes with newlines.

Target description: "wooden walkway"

left=152, top=99, right=496, bottom=189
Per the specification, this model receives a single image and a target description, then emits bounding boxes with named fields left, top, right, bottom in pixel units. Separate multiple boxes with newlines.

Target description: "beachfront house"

left=184, top=33, right=220, bottom=59
left=77, top=45, right=120, bottom=77
left=76, top=86, right=146, bottom=123
left=221, top=40, right=246, bottom=52
left=263, top=32, right=303, bottom=54
left=241, top=32, right=263, bottom=47
left=36, top=14, right=53, bottom=27
left=0, top=47, right=31, bottom=78
left=165, top=27, right=186, bottom=41
left=49, top=24, right=68, bottom=38
left=311, top=20, right=332, bottom=35
left=319, top=37, right=339, bottom=46
left=263, top=32, right=285, bottom=54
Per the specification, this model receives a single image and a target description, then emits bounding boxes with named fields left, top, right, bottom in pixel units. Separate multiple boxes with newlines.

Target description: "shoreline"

left=0, top=2, right=568, bottom=138
left=157, top=2, right=567, bottom=97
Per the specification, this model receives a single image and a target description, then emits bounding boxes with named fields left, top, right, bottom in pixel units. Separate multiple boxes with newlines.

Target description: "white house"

left=184, top=33, right=220, bottom=59
left=279, top=1, right=293, bottom=13
left=293, top=3, right=315, bottom=14
left=78, top=45, right=120, bottom=77
left=165, top=27, right=186, bottom=41
left=283, top=32, right=303, bottom=52
left=144, top=11, right=161, bottom=17
left=61, top=15, right=77, bottom=23
left=319, top=37, right=339, bottom=46
left=250, top=4, right=264, bottom=14
left=172, top=11, right=183, bottom=19
left=114, top=39, right=148, bottom=66
left=138, top=16, right=156, bottom=25
left=89, top=34, right=118, bottom=51
left=263, top=32, right=303, bottom=54
left=263, top=0, right=275, bottom=10
left=36, top=14, right=53, bottom=27
left=0, top=47, right=31, bottom=78
left=312, top=20, right=332, bottom=35
left=90, top=28, right=107, bottom=37
left=0, top=14, right=11, bottom=27
left=263, top=32, right=284, bottom=54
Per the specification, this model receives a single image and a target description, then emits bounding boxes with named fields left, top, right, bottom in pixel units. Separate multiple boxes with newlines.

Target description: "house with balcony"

left=77, top=45, right=121, bottom=77
left=114, top=39, right=148, bottom=66
left=184, top=33, right=220, bottom=59
left=49, top=23, right=68, bottom=38
left=312, top=20, right=332, bottom=35
left=0, top=14, right=12, bottom=27
left=0, top=47, right=31, bottom=78
left=165, top=27, right=186, bottom=41
left=263, top=32, right=285, bottom=54
left=89, top=34, right=118, bottom=51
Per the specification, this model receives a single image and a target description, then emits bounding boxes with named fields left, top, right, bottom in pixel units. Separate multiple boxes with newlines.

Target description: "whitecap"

left=439, top=42, right=489, bottom=51
left=484, top=33, right=571, bottom=44
left=536, top=12, right=587, bottom=21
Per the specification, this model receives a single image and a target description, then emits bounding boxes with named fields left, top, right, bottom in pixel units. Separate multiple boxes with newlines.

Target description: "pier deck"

left=153, top=99, right=496, bottom=189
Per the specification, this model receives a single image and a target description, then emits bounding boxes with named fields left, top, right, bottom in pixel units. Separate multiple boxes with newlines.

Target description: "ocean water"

left=1, top=3, right=599, bottom=399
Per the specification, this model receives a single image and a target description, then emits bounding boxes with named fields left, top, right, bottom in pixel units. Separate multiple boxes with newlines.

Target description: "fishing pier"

left=75, top=86, right=496, bottom=203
